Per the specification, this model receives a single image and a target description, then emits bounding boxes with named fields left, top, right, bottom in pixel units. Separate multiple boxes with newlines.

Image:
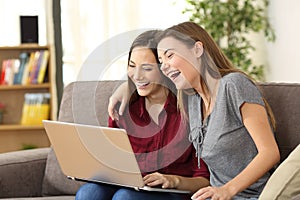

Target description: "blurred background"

left=0, top=0, right=299, bottom=87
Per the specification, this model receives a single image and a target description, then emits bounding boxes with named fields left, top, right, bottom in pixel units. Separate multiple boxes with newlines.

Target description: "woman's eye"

left=166, top=52, right=174, bottom=59
left=128, top=64, right=135, bottom=68
left=143, top=67, right=152, bottom=71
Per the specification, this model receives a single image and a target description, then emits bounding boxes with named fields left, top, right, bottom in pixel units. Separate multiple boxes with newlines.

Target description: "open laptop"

left=42, top=120, right=190, bottom=194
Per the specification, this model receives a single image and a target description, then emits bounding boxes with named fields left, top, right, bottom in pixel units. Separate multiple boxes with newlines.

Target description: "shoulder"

left=219, top=72, right=263, bottom=106
left=221, top=72, right=254, bottom=85
left=220, top=72, right=258, bottom=91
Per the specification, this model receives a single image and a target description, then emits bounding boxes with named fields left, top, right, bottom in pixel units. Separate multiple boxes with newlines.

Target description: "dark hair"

left=127, top=30, right=176, bottom=105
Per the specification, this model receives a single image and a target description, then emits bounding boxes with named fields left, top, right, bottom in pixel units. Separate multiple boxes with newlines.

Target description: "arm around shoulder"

left=108, top=81, right=129, bottom=119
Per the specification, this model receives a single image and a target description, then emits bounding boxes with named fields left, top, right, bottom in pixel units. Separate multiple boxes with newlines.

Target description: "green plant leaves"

left=183, top=0, right=276, bottom=81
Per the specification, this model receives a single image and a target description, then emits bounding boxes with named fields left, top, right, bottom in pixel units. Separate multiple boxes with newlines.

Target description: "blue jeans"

left=75, top=183, right=188, bottom=200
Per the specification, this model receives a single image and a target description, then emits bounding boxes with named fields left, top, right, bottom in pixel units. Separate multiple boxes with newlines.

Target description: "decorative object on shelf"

left=20, top=15, right=39, bottom=44
left=0, top=102, right=4, bottom=124
left=183, top=0, right=276, bottom=81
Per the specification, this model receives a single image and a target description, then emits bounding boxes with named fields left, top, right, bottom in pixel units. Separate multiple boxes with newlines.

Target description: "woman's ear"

left=194, top=41, right=203, bottom=57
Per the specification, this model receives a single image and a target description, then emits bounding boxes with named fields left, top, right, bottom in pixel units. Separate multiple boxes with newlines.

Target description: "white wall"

left=266, top=0, right=300, bottom=83
left=0, top=0, right=48, bottom=46
left=0, top=0, right=299, bottom=83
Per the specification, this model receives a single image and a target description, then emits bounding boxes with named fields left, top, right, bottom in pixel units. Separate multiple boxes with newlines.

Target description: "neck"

left=195, top=75, right=220, bottom=115
left=145, top=88, right=169, bottom=125
left=146, top=87, right=169, bottom=106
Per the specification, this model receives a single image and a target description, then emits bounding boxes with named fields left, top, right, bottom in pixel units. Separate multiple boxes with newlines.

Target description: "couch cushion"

left=41, top=148, right=83, bottom=196
left=259, top=144, right=300, bottom=200
left=0, top=148, right=49, bottom=198
left=42, top=81, right=124, bottom=196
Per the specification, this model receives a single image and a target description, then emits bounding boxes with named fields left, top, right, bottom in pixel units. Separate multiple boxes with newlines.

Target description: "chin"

left=137, top=90, right=149, bottom=97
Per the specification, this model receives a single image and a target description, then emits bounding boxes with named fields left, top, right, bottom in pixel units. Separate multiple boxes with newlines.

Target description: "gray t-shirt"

left=188, top=73, right=271, bottom=199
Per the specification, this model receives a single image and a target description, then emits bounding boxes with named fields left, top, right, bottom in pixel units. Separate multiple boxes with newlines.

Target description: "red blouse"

left=108, top=92, right=209, bottom=179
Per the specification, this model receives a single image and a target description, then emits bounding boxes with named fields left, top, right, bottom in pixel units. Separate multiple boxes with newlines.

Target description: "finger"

left=191, top=192, right=212, bottom=200
left=112, top=110, right=119, bottom=121
left=191, top=187, right=210, bottom=199
left=162, top=181, right=170, bottom=189
left=146, top=179, right=163, bottom=187
left=108, top=98, right=117, bottom=119
left=143, top=174, right=158, bottom=184
left=118, top=98, right=126, bottom=116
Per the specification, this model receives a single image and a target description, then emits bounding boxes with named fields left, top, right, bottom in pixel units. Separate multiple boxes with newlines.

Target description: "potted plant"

left=183, top=0, right=275, bottom=81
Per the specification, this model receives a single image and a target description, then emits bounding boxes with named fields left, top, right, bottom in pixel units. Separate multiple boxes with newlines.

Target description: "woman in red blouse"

left=75, top=30, right=209, bottom=200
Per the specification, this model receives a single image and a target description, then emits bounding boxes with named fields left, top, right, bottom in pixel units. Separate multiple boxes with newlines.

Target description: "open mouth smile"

left=135, top=82, right=150, bottom=88
left=167, top=70, right=181, bottom=80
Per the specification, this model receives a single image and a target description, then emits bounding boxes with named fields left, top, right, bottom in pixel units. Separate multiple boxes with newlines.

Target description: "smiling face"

left=157, top=36, right=203, bottom=91
left=127, top=47, right=165, bottom=98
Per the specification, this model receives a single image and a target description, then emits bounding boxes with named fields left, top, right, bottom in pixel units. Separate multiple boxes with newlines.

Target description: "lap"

left=75, top=182, right=119, bottom=200
left=76, top=183, right=187, bottom=200
left=112, top=188, right=187, bottom=200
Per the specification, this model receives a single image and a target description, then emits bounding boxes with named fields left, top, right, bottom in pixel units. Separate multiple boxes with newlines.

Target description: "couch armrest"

left=0, top=147, right=50, bottom=198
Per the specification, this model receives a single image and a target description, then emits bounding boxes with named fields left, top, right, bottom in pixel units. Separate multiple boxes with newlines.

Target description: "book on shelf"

left=0, top=59, right=20, bottom=85
left=0, top=50, right=49, bottom=86
left=37, top=50, right=49, bottom=84
left=20, top=92, right=51, bottom=125
left=14, top=52, right=28, bottom=84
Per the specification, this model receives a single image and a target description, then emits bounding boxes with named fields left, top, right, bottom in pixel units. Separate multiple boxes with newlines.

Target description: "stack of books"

left=20, top=93, right=51, bottom=125
left=0, top=50, right=49, bottom=85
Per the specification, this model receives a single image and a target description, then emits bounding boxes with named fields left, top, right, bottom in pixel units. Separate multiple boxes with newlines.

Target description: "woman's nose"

left=160, top=62, right=169, bottom=74
left=133, top=68, right=143, bottom=80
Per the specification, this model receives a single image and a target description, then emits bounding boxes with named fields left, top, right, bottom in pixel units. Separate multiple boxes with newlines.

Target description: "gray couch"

left=0, top=80, right=299, bottom=199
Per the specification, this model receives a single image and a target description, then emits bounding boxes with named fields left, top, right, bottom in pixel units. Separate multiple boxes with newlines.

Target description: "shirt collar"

left=130, top=90, right=178, bottom=119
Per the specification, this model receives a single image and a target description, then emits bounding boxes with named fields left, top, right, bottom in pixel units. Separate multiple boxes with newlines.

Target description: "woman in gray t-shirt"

left=155, top=22, right=280, bottom=200
left=108, top=22, right=280, bottom=199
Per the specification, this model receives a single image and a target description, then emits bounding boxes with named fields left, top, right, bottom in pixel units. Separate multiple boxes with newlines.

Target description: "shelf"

left=0, top=44, right=49, bottom=50
left=0, top=83, right=51, bottom=90
left=0, top=44, right=55, bottom=152
left=0, top=124, right=44, bottom=131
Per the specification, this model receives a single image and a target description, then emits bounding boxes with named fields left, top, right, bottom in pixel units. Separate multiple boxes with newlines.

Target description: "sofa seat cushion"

left=259, top=144, right=300, bottom=200
left=41, top=148, right=83, bottom=196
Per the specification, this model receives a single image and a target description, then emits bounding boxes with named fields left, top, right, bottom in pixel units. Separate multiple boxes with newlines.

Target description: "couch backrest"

left=58, top=81, right=300, bottom=163
left=259, top=83, right=300, bottom=162
left=58, top=80, right=124, bottom=126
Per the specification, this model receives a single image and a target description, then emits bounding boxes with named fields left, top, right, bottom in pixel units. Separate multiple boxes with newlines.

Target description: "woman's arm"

left=143, top=172, right=210, bottom=193
left=192, top=103, right=280, bottom=199
left=222, top=103, right=280, bottom=195
left=108, top=82, right=129, bottom=120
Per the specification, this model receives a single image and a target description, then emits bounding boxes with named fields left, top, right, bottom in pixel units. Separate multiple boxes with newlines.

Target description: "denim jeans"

left=75, top=183, right=188, bottom=200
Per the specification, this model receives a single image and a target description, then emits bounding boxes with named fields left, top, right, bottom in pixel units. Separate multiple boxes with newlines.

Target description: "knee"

left=75, top=183, right=105, bottom=200
left=112, top=188, right=137, bottom=200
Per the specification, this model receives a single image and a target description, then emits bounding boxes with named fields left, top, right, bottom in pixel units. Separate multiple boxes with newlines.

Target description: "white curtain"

left=60, top=0, right=189, bottom=85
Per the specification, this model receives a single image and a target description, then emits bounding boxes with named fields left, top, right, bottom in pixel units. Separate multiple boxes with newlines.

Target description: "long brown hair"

left=156, top=21, right=276, bottom=129
left=127, top=30, right=176, bottom=106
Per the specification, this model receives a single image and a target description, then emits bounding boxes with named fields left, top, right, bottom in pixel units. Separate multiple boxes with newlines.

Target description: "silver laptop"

left=42, top=120, right=190, bottom=194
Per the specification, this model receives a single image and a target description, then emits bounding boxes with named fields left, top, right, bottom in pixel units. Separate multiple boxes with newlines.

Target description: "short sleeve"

left=223, top=73, right=264, bottom=121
